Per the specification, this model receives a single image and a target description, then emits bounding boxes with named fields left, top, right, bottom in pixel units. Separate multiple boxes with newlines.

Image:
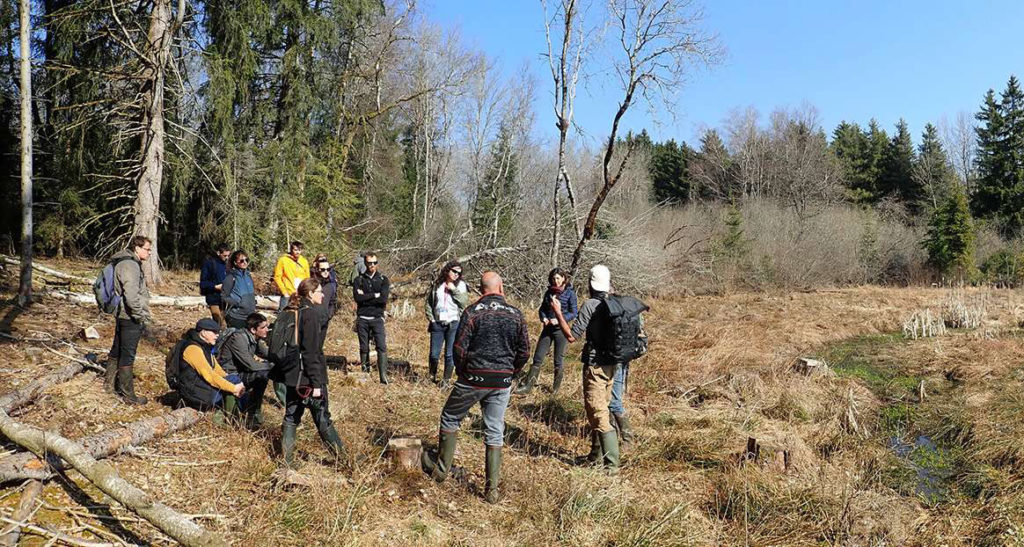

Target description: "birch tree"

left=17, top=0, right=31, bottom=307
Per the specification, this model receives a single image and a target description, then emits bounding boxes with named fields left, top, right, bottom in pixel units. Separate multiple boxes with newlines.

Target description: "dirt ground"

left=1, top=259, right=1023, bottom=545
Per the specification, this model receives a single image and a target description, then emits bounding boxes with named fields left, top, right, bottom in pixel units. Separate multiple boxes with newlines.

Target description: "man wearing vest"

left=104, top=236, right=153, bottom=405
left=549, top=264, right=637, bottom=475
left=352, top=252, right=391, bottom=384
left=176, top=318, right=246, bottom=425
left=273, top=241, right=310, bottom=313
left=421, top=272, right=530, bottom=504
left=216, top=313, right=272, bottom=429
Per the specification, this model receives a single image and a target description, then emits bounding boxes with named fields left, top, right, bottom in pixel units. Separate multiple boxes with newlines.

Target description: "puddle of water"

left=887, top=435, right=953, bottom=500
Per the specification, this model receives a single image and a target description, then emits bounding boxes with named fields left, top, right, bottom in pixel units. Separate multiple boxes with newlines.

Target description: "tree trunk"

left=0, top=408, right=226, bottom=546
left=0, top=408, right=204, bottom=484
left=46, top=289, right=280, bottom=310
left=2, top=256, right=92, bottom=284
left=0, top=361, right=87, bottom=414
left=134, top=0, right=183, bottom=286
left=17, top=0, right=32, bottom=308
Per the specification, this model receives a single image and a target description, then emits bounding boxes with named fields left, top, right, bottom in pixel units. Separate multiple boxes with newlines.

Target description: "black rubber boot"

left=599, top=430, right=620, bottom=475
left=116, top=366, right=147, bottom=405
left=514, top=365, right=540, bottom=394
left=377, top=350, right=389, bottom=385
left=360, top=352, right=371, bottom=373
left=552, top=367, right=564, bottom=394
left=484, top=445, right=502, bottom=504
left=612, top=412, right=633, bottom=445
left=319, top=424, right=349, bottom=464
left=422, top=431, right=457, bottom=482
left=428, top=358, right=439, bottom=384
left=281, top=423, right=298, bottom=468
left=103, top=360, right=118, bottom=393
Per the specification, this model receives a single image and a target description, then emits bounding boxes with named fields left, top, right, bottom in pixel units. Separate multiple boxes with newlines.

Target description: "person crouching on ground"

left=176, top=318, right=246, bottom=425
left=278, top=277, right=347, bottom=468
left=216, top=313, right=272, bottom=429
left=515, top=267, right=577, bottom=394
left=424, top=260, right=469, bottom=388
left=421, top=272, right=530, bottom=503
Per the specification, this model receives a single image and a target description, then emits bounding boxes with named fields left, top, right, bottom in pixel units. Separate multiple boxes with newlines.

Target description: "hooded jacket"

left=453, top=294, right=530, bottom=389
left=111, top=249, right=151, bottom=323
left=538, top=284, right=578, bottom=324
left=273, top=254, right=310, bottom=297
left=221, top=268, right=257, bottom=322
left=199, top=255, right=227, bottom=306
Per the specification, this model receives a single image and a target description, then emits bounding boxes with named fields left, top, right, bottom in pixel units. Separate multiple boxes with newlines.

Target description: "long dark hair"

left=548, top=267, right=569, bottom=288
left=290, top=277, right=321, bottom=309
left=434, top=259, right=463, bottom=289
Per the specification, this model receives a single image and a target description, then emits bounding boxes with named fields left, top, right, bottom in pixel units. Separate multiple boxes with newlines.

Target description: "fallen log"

left=0, top=361, right=86, bottom=414
left=1, top=256, right=93, bottom=284
left=0, top=408, right=227, bottom=546
left=47, top=289, right=280, bottom=310
left=0, top=408, right=205, bottom=484
left=1, top=479, right=43, bottom=547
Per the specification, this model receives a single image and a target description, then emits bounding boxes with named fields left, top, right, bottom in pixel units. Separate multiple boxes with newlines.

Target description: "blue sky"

left=424, top=0, right=1024, bottom=147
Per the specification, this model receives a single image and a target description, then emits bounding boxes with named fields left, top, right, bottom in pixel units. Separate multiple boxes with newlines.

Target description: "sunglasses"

left=365, top=261, right=378, bottom=265
left=451, top=270, right=463, bottom=276
left=318, top=268, right=331, bottom=273
left=237, top=258, right=249, bottom=264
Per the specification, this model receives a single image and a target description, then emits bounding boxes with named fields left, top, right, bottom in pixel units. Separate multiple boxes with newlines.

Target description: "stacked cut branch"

left=47, top=289, right=280, bottom=310
left=1, top=256, right=93, bottom=285
left=0, top=356, right=224, bottom=545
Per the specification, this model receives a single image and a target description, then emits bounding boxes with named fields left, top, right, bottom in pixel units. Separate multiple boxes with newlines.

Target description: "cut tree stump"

left=0, top=408, right=205, bottom=484
left=78, top=326, right=100, bottom=340
left=0, top=407, right=226, bottom=546
left=793, top=358, right=828, bottom=376
left=386, top=437, right=422, bottom=470
left=0, top=361, right=86, bottom=413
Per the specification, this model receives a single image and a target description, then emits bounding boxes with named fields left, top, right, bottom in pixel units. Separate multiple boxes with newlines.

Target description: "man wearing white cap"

left=549, top=264, right=632, bottom=474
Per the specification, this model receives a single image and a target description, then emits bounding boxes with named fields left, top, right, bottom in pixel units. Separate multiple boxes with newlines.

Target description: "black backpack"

left=268, top=309, right=300, bottom=366
left=600, top=294, right=649, bottom=363
left=164, top=336, right=190, bottom=391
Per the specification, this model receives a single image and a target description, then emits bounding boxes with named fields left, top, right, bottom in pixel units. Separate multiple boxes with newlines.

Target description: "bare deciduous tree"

left=569, top=0, right=721, bottom=275
left=766, top=106, right=842, bottom=224
left=940, top=111, right=977, bottom=193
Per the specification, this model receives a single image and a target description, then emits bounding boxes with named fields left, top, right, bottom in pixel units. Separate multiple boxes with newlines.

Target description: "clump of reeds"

left=903, top=309, right=946, bottom=339
left=942, top=288, right=987, bottom=329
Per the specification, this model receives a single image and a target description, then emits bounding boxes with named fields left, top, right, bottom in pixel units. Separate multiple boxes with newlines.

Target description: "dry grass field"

left=1, top=260, right=1023, bottom=545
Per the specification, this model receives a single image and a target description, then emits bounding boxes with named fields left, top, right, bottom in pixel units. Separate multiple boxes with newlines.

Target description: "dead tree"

left=568, top=0, right=721, bottom=276
left=542, top=0, right=587, bottom=266
left=17, top=0, right=32, bottom=308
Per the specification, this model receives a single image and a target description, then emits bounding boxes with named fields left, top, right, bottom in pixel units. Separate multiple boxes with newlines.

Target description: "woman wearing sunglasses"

left=312, top=254, right=339, bottom=352
left=221, top=250, right=257, bottom=330
left=424, top=260, right=469, bottom=388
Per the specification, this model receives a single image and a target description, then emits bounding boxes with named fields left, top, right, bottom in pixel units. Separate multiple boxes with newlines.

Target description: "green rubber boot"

left=377, top=350, right=389, bottom=385
left=584, top=430, right=602, bottom=465
left=281, top=423, right=298, bottom=468
left=319, top=424, right=349, bottom=464
left=514, top=365, right=540, bottom=394
left=213, top=395, right=239, bottom=427
left=103, top=360, right=118, bottom=393
left=484, top=445, right=502, bottom=504
left=600, top=430, right=620, bottom=475
left=551, top=367, right=564, bottom=394
left=422, top=431, right=457, bottom=482
left=613, top=412, right=633, bottom=445
left=116, top=366, right=147, bottom=405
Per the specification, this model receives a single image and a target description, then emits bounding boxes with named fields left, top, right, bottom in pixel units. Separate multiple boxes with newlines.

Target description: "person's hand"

left=357, top=289, right=364, bottom=295
left=232, top=383, right=245, bottom=397
left=312, top=388, right=322, bottom=398
left=374, top=293, right=380, bottom=298
left=214, top=283, right=223, bottom=291
left=550, top=295, right=563, bottom=315
left=445, top=281, right=455, bottom=291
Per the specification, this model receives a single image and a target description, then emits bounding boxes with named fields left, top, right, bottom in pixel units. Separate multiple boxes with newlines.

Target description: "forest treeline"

left=0, top=0, right=1020, bottom=291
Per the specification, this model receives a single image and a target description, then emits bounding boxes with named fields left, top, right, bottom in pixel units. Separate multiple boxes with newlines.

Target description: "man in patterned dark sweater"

left=421, top=271, right=530, bottom=504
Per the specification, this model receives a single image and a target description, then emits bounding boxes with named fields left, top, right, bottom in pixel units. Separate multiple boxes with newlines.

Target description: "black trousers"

left=356, top=317, right=387, bottom=357
left=109, top=318, right=143, bottom=367
left=283, top=385, right=336, bottom=435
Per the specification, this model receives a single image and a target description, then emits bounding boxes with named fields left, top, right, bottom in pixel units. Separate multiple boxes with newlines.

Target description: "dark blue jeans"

left=428, top=320, right=459, bottom=380
left=609, top=363, right=629, bottom=415
left=211, top=373, right=243, bottom=408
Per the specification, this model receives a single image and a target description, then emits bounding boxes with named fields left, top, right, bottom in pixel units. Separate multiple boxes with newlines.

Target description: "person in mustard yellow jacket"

left=273, top=241, right=311, bottom=312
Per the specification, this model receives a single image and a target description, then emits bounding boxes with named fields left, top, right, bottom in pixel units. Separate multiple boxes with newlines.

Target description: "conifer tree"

left=915, top=123, right=955, bottom=211
left=650, top=139, right=693, bottom=204
left=831, top=121, right=873, bottom=203
left=880, top=119, right=920, bottom=210
left=924, top=183, right=976, bottom=278
left=972, top=76, right=1024, bottom=234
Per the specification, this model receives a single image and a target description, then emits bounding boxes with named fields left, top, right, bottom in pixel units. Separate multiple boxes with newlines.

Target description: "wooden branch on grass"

left=1, top=256, right=92, bottom=284
left=47, top=289, right=280, bottom=310
left=0, top=408, right=227, bottom=546
left=0, top=408, right=204, bottom=484
left=1, top=479, right=42, bottom=547
left=0, top=361, right=87, bottom=413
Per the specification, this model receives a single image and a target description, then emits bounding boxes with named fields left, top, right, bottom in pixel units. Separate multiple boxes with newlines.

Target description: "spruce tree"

left=924, top=183, right=976, bottom=278
left=831, top=121, right=873, bottom=203
left=972, top=76, right=1024, bottom=234
left=880, top=119, right=920, bottom=210
left=650, top=139, right=693, bottom=204
left=915, top=123, right=955, bottom=211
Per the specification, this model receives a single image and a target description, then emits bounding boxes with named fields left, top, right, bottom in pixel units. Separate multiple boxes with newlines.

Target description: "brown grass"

left=3, top=261, right=1024, bottom=545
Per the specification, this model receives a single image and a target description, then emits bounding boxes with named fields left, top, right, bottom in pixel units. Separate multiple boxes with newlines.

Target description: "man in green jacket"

left=104, top=236, right=153, bottom=405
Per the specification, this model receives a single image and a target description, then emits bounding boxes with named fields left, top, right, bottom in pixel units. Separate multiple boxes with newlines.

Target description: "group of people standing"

left=100, top=236, right=646, bottom=504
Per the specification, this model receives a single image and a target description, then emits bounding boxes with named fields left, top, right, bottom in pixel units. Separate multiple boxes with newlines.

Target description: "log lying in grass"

left=0, top=408, right=205, bottom=484
left=0, top=479, right=43, bottom=547
left=1, top=256, right=93, bottom=284
left=0, top=361, right=86, bottom=413
left=47, top=289, right=280, bottom=310
left=0, top=408, right=227, bottom=546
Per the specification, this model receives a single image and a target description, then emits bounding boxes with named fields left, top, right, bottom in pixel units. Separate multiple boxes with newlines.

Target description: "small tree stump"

left=387, top=437, right=422, bottom=471
left=793, top=358, right=827, bottom=376
left=78, top=326, right=100, bottom=340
